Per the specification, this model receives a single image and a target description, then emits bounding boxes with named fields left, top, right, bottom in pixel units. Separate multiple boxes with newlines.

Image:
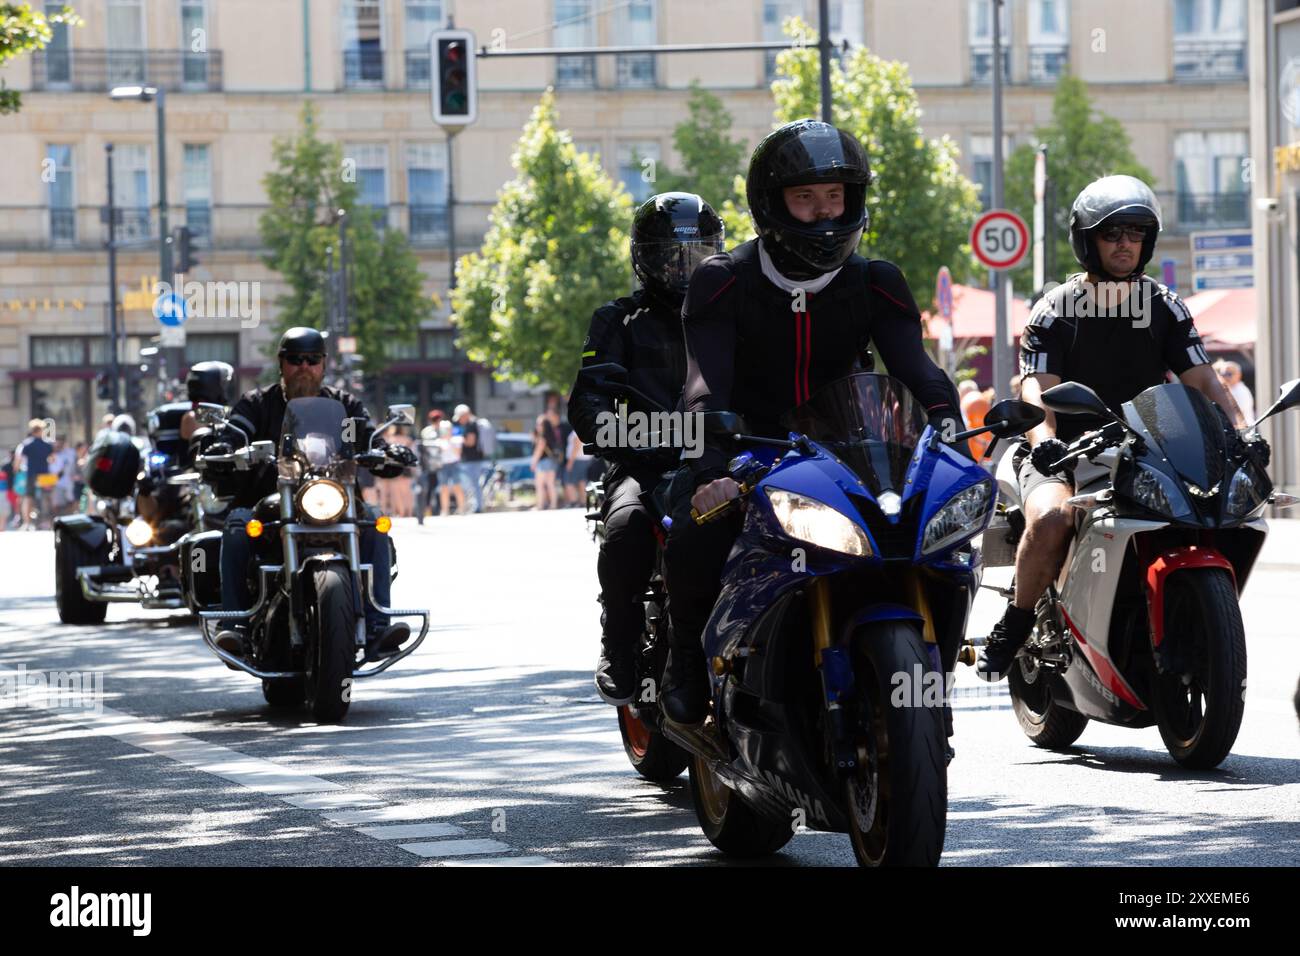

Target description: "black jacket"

left=568, top=288, right=688, bottom=487
left=223, top=382, right=373, bottom=509
left=682, top=238, right=961, bottom=485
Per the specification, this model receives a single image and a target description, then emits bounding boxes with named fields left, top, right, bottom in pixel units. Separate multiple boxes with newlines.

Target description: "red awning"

left=1184, top=287, right=1256, bottom=347
left=923, top=282, right=1033, bottom=340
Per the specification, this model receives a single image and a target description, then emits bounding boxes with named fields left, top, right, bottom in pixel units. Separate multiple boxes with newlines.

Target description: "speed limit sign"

left=971, top=209, right=1029, bottom=271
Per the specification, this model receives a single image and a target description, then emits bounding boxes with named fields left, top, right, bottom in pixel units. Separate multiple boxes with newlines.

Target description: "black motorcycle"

left=187, top=397, right=429, bottom=722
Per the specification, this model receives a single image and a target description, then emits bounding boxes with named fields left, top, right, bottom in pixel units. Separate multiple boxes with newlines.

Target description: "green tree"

left=1, top=3, right=81, bottom=114
left=653, top=81, right=749, bottom=211
left=1004, top=73, right=1156, bottom=291
left=453, top=90, right=633, bottom=391
left=259, top=104, right=428, bottom=374
left=745, top=16, right=983, bottom=308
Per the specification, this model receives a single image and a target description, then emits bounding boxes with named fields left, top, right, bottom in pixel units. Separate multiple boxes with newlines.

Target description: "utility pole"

left=818, top=0, right=833, bottom=122
left=991, top=0, right=1009, bottom=401
left=105, top=144, right=122, bottom=414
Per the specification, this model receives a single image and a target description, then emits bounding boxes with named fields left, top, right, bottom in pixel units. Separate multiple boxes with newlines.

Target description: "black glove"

left=199, top=442, right=235, bottom=474
left=928, top=409, right=974, bottom=460
left=1030, top=438, right=1074, bottom=476
left=1237, top=432, right=1271, bottom=471
left=384, top=444, right=418, bottom=469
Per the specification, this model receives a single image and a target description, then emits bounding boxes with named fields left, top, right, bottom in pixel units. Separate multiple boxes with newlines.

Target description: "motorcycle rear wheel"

left=54, top=528, right=109, bottom=625
left=618, top=704, right=688, bottom=782
left=1008, top=652, right=1089, bottom=749
left=688, top=753, right=794, bottom=858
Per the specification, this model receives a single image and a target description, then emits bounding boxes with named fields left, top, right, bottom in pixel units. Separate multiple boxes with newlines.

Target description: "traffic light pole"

left=446, top=128, right=460, bottom=291
left=105, top=144, right=122, bottom=414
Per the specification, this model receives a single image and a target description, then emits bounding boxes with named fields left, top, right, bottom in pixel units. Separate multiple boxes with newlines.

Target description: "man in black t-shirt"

left=15, top=419, right=53, bottom=530
left=453, top=404, right=488, bottom=513
left=978, top=176, right=1260, bottom=680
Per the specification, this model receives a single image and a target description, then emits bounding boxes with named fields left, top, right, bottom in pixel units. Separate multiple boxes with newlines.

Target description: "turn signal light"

left=375, top=515, right=392, bottom=534
left=245, top=519, right=264, bottom=538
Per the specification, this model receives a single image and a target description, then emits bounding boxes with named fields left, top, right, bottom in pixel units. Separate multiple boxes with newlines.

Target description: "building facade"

left=0, top=0, right=1250, bottom=448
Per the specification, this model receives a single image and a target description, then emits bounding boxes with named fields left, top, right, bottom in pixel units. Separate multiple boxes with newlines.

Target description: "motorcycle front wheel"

left=304, top=565, right=355, bottom=723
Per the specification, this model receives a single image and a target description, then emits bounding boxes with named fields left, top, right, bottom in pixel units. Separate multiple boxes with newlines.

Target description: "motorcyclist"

left=977, top=175, right=1259, bottom=680
left=659, top=120, right=964, bottom=725
left=206, top=328, right=416, bottom=659
left=181, top=360, right=235, bottom=449
left=568, top=191, right=725, bottom=704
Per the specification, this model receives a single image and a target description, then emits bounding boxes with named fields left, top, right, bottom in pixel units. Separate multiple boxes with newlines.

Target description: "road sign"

left=1161, top=257, right=1177, bottom=291
left=936, top=266, right=953, bottom=319
left=1192, top=272, right=1254, bottom=292
left=153, top=290, right=188, bottom=327
left=971, top=209, right=1029, bottom=271
left=1191, top=229, right=1252, bottom=293
left=159, top=324, right=186, bottom=347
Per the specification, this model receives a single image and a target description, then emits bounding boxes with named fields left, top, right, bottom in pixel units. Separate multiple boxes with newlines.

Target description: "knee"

left=1025, top=501, right=1073, bottom=546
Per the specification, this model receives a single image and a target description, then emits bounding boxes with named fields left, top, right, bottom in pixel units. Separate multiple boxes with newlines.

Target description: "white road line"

left=398, top=839, right=514, bottom=858
left=280, top=791, right=387, bottom=810
left=357, top=823, right=465, bottom=840
left=323, top=804, right=451, bottom=825
left=443, top=856, right=559, bottom=867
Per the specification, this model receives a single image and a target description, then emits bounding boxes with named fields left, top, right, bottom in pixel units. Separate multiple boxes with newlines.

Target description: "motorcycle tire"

left=1008, top=655, right=1089, bottom=749
left=688, top=753, right=794, bottom=858
left=262, top=676, right=306, bottom=709
left=304, top=565, right=355, bottom=723
left=1152, top=568, right=1245, bottom=769
left=54, top=528, right=109, bottom=625
left=846, top=620, right=946, bottom=867
left=617, top=705, right=688, bottom=782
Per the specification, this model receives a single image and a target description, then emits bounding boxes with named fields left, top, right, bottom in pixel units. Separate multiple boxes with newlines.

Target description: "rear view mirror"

left=1250, top=376, right=1300, bottom=428
left=984, top=400, right=1045, bottom=437
left=194, top=403, right=225, bottom=427
left=387, top=403, right=416, bottom=427
left=702, top=411, right=750, bottom=442
left=1041, top=382, right=1115, bottom=420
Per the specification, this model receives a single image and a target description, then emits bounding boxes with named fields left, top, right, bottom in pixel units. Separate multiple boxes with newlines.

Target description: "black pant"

left=663, top=482, right=743, bottom=653
left=597, top=475, right=659, bottom=649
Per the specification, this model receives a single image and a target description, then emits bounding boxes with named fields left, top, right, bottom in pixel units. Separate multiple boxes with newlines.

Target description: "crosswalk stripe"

left=357, top=823, right=465, bottom=840
left=398, top=839, right=514, bottom=858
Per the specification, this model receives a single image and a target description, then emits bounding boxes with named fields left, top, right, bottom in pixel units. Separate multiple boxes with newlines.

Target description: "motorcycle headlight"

left=765, top=488, right=873, bottom=557
left=921, top=480, right=993, bottom=555
left=1117, top=463, right=1192, bottom=520
left=296, top=479, right=347, bottom=524
left=125, top=517, right=153, bottom=547
left=1225, top=464, right=1267, bottom=520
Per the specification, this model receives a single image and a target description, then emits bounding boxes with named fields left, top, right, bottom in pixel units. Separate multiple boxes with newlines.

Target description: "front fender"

left=53, top=514, right=110, bottom=552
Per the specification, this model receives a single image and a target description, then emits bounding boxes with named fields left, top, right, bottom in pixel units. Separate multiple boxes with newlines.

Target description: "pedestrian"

left=959, top=380, right=993, bottom=460
left=14, top=420, right=54, bottom=530
left=73, top=441, right=88, bottom=513
left=436, top=419, right=466, bottom=516
left=49, top=437, right=78, bottom=517
left=1213, top=359, right=1255, bottom=424
left=0, top=454, right=14, bottom=530
left=531, top=394, right=565, bottom=511
left=377, top=425, right=416, bottom=517
left=452, top=403, right=489, bottom=513
left=417, top=409, right=444, bottom=524
left=562, top=425, right=591, bottom=508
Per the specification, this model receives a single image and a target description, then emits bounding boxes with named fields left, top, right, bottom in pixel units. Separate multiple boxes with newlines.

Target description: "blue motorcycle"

left=661, top=372, right=1043, bottom=866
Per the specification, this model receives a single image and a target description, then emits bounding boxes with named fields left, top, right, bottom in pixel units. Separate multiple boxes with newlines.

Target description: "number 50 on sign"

left=971, top=209, right=1029, bottom=271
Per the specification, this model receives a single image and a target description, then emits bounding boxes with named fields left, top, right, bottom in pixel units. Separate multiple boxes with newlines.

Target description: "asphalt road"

left=0, top=510, right=1296, bottom=866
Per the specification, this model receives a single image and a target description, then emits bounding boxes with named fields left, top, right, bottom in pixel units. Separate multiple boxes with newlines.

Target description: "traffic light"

left=431, top=29, right=476, bottom=126
left=125, top=374, right=143, bottom=414
left=173, top=225, right=198, bottom=273
left=95, top=372, right=111, bottom=401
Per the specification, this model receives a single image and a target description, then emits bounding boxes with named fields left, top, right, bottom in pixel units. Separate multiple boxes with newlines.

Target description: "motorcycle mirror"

left=703, top=411, right=749, bottom=442
left=983, top=399, right=1046, bottom=437
left=249, top=440, right=275, bottom=464
left=1041, top=381, right=1117, bottom=420
left=1249, top=376, right=1300, bottom=429
left=193, top=403, right=225, bottom=426
left=386, top=403, right=416, bottom=427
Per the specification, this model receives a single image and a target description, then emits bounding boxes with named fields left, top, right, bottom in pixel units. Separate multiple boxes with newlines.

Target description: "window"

left=404, top=0, right=441, bottom=85
left=425, top=330, right=457, bottom=360
left=346, top=143, right=388, bottom=224
left=107, top=0, right=146, bottom=86
left=969, top=134, right=1012, bottom=211
left=615, top=0, right=656, bottom=88
left=618, top=141, right=661, bottom=204
left=112, top=143, right=152, bottom=240
left=1028, top=0, right=1068, bottom=83
left=43, top=2, right=71, bottom=85
left=47, top=145, right=75, bottom=244
left=181, top=0, right=209, bottom=87
left=32, top=336, right=86, bottom=367
left=343, top=0, right=385, bottom=86
left=406, top=142, right=448, bottom=241
left=764, top=0, right=806, bottom=82
left=182, top=144, right=211, bottom=242
left=573, top=139, right=603, bottom=162
left=969, top=0, right=1011, bottom=84
left=556, top=0, right=596, bottom=88
left=1173, top=0, right=1245, bottom=80
left=1174, top=131, right=1249, bottom=227
left=185, top=333, right=238, bottom=366
left=828, top=0, right=865, bottom=50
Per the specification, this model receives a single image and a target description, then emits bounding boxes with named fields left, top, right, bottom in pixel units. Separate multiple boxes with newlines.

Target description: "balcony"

left=185, top=203, right=212, bottom=243
left=50, top=208, right=76, bottom=244
left=1173, top=40, right=1246, bottom=81
left=1029, top=45, right=1068, bottom=84
left=1172, top=191, right=1250, bottom=230
left=556, top=54, right=596, bottom=88
left=409, top=204, right=449, bottom=244
left=616, top=53, right=656, bottom=88
left=30, top=49, right=223, bottom=92
left=343, top=48, right=385, bottom=88
left=971, top=47, right=1011, bottom=84
left=105, top=207, right=154, bottom=243
left=405, top=49, right=431, bottom=88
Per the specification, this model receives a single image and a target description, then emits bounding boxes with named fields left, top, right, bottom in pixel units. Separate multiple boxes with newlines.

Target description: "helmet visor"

left=634, top=239, right=725, bottom=293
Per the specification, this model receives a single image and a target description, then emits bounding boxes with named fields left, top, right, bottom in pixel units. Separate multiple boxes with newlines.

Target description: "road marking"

left=324, top=804, right=450, bottom=825
left=358, top=823, right=465, bottom=840
left=399, top=839, right=514, bottom=858
left=280, top=791, right=386, bottom=810
left=443, top=856, right=558, bottom=867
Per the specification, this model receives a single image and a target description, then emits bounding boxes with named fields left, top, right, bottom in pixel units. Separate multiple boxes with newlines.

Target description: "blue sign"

left=1191, top=231, right=1252, bottom=252
left=1193, top=273, right=1253, bottom=292
left=1194, top=252, right=1253, bottom=272
left=1161, top=258, right=1176, bottom=291
left=936, top=266, right=953, bottom=319
left=153, top=291, right=189, bottom=327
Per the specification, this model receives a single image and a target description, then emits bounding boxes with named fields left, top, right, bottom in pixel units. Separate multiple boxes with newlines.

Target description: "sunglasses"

left=282, top=353, right=324, bottom=366
left=1097, top=226, right=1149, bottom=244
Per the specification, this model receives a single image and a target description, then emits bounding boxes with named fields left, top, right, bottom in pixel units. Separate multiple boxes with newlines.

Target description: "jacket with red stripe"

left=681, top=238, right=960, bottom=486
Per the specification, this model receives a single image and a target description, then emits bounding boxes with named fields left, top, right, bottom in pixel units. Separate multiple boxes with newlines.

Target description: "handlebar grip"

left=582, top=443, right=597, bottom=456
left=690, top=481, right=752, bottom=525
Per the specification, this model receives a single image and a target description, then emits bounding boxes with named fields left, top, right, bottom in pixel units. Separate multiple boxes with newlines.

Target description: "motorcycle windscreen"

left=1121, top=383, right=1232, bottom=492
left=282, top=397, right=349, bottom=469
left=779, top=372, right=926, bottom=496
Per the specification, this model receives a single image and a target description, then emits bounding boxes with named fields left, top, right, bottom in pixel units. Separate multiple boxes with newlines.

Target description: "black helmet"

left=746, top=119, right=872, bottom=279
left=631, top=192, right=725, bottom=307
left=186, top=361, right=234, bottom=405
left=1069, top=175, right=1163, bottom=278
left=277, top=327, right=326, bottom=358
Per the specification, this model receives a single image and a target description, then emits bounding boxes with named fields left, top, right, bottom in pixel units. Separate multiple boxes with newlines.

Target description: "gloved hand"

left=1236, top=431, right=1271, bottom=470
left=1030, top=437, right=1075, bottom=477
left=928, top=409, right=973, bottom=460
left=383, top=444, right=418, bottom=469
left=199, top=442, right=235, bottom=474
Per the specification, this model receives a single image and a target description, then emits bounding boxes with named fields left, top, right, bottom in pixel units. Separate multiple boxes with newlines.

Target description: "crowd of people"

left=1, top=419, right=89, bottom=531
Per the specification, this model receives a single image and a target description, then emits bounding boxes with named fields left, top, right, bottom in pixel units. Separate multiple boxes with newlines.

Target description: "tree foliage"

left=452, top=90, right=633, bottom=391
left=0, top=3, right=81, bottom=114
left=259, top=104, right=428, bottom=373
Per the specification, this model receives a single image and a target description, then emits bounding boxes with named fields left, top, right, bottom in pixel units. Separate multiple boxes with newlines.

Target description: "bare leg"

left=1011, top=483, right=1075, bottom=611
